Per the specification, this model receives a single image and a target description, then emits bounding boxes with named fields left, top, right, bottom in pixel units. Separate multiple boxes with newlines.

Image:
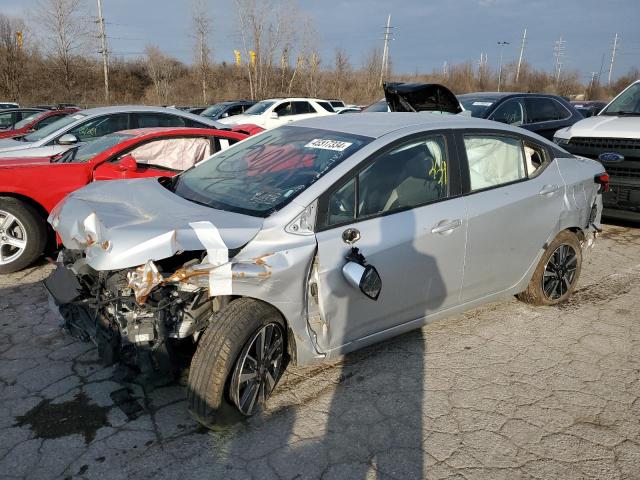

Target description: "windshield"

left=173, top=126, right=372, bottom=216
left=363, top=100, right=389, bottom=112
left=13, top=112, right=44, bottom=129
left=23, top=113, right=85, bottom=142
left=201, top=104, right=226, bottom=117
left=601, top=82, right=640, bottom=116
left=244, top=101, right=276, bottom=115
left=458, top=96, right=497, bottom=118
left=56, top=133, right=134, bottom=163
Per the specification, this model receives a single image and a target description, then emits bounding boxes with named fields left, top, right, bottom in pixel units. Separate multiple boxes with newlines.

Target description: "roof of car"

left=458, top=92, right=566, bottom=100
left=75, top=105, right=218, bottom=120
left=290, top=112, right=515, bottom=138
left=113, top=127, right=233, bottom=137
left=260, top=98, right=329, bottom=103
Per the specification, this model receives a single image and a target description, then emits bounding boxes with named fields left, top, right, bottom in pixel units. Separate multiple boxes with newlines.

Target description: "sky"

left=3, top=0, right=639, bottom=81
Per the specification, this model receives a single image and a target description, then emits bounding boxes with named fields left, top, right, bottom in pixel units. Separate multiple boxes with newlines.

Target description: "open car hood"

left=383, top=82, right=463, bottom=114
left=50, top=178, right=264, bottom=271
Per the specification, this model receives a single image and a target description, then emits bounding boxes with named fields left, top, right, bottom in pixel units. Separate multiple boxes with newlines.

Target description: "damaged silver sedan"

left=45, top=113, right=607, bottom=425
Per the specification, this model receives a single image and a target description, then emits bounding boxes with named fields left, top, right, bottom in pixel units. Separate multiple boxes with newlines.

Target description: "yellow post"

left=233, top=50, right=241, bottom=66
left=16, top=31, right=23, bottom=49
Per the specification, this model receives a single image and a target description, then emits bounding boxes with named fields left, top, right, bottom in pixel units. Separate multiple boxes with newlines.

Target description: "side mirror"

left=58, top=133, right=78, bottom=145
left=118, top=154, right=138, bottom=172
left=342, top=262, right=382, bottom=300
left=269, top=112, right=279, bottom=120
left=220, top=112, right=229, bottom=118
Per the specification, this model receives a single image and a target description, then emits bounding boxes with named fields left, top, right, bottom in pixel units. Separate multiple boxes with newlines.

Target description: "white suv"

left=554, top=80, right=640, bottom=221
left=217, top=98, right=336, bottom=129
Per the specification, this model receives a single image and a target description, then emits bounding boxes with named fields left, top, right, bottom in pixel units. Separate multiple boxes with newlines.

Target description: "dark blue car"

left=458, top=92, right=583, bottom=140
left=200, top=100, right=256, bottom=121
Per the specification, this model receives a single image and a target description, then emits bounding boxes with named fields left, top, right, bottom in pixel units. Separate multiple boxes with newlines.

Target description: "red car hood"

left=0, top=156, right=51, bottom=168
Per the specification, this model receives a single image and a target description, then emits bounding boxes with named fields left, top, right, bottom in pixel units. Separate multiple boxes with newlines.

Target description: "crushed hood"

left=562, top=115, right=640, bottom=139
left=383, top=82, right=463, bottom=114
left=50, top=177, right=264, bottom=271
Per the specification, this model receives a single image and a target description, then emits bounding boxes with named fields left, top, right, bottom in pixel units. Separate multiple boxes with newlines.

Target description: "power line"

left=379, top=14, right=394, bottom=86
left=608, top=33, right=618, bottom=85
left=553, top=36, right=566, bottom=82
left=515, top=28, right=527, bottom=84
left=96, top=0, right=109, bottom=103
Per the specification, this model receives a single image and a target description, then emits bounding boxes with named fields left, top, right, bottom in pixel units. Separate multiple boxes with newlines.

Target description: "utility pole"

left=515, top=28, right=526, bottom=84
left=608, top=33, right=618, bottom=86
left=96, top=0, right=109, bottom=103
left=443, top=61, right=448, bottom=79
left=379, top=14, right=394, bottom=86
left=497, top=41, right=509, bottom=92
left=553, top=36, right=566, bottom=83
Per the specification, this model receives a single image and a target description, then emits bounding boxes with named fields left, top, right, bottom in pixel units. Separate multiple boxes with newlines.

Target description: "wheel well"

left=0, top=193, right=55, bottom=249
left=566, top=226, right=586, bottom=243
left=227, top=296, right=297, bottom=365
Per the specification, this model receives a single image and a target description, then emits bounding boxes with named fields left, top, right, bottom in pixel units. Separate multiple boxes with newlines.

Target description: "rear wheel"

left=0, top=198, right=47, bottom=274
left=187, top=298, right=287, bottom=427
left=517, top=230, right=582, bottom=306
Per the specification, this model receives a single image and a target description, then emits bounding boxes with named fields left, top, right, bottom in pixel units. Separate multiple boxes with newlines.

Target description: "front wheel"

left=517, top=230, right=582, bottom=306
left=0, top=198, right=47, bottom=274
left=187, top=298, right=287, bottom=427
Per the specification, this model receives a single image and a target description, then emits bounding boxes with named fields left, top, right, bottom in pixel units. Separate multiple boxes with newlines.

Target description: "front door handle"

left=431, top=219, right=462, bottom=234
left=539, top=184, right=560, bottom=196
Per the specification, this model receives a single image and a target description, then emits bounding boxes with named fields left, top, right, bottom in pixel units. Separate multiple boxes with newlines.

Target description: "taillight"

left=594, top=172, right=609, bottom=192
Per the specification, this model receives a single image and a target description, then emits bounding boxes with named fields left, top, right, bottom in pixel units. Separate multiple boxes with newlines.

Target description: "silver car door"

left=314, top=132, right=467, bottom=350
left=457, top=131, right=566, bottom=302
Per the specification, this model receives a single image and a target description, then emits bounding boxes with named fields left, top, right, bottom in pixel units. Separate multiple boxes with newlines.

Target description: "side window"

left=292, top=101, right=314, bottom=115
left=35, top=114, right=66, bottom=130
left=227, top=105, right=244, bottom=116
left=525, top=98, right=562, bottom=123
left=551, top=100, right=572, bottom=120
left=464, top=135, right=526, bottom=191
left=317, top=101, right=335, bottom=112
left=68, top=114, right=129, bottom=141
left=523, top=142, right=547, bottom=177
left=274, top=102, right=293, bottom=117
left=489, top=99, right=525, bottom=126
left=327, top=135, right=449, bottom=226
left=136, top=113, right=186, bottom=128
left=0, top=112, right=15, bottom=128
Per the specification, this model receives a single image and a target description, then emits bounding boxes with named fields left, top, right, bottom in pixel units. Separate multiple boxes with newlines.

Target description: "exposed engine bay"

left=47, top=249, right=224, bottom=385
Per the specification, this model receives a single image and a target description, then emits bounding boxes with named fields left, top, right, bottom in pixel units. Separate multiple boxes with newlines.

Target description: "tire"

left=517, top=230, right=582, bottom=306
left=187, top=298, right=287, bottom=428
left=0, top=197, right=47, bottom=274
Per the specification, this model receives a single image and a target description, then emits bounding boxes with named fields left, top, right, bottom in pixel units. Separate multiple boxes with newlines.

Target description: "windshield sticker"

left=305, top=139, right=353, bottom=151
left=472, top=102, right=493, bottom=107
left=250, top=191, right=281, bottom=204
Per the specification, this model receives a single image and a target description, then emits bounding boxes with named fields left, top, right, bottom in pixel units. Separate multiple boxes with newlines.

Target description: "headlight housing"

left=553, top=137, right=569, bottom=146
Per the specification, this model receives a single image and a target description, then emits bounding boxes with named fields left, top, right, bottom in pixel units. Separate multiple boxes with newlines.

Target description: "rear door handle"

left=539, top=184, right=560, bottom=196
left=431, top=219, right=462, bottom=234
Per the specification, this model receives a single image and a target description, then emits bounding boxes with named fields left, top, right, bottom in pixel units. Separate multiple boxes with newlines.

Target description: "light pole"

left=497, top=41, right=510, bottom=92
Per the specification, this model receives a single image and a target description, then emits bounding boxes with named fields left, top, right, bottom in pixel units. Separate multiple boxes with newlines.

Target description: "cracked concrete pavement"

left=1, top=223, right=640, bottom=479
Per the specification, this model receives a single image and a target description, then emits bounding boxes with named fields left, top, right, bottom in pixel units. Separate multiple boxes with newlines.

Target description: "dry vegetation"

left=0, top=0, right=637, bottom=108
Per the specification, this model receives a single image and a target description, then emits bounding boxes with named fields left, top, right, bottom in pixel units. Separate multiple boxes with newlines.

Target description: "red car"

left=0, top=127, right=247, bottom=273
left=0, top=107, right=79, bottom=139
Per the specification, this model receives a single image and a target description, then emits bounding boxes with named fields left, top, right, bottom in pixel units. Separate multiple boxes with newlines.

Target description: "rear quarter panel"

left=554, top=155, right=605, bottom=230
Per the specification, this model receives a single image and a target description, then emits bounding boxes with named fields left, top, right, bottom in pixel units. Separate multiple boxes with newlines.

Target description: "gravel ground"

left=0, top=223, right=639, bottom=480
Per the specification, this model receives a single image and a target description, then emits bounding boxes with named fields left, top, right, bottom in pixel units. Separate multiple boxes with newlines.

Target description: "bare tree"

left=36, top=0, right=88, bottom=97
left=192, top=0, right=211, bottom=105
left=235, top=0, right=300, bottom=99
left=362, top=48, right=383, bottom=100
left=145, top=45, right=179, bottom=104
left=0, top=14, right=26, bottom=101
left=332, top=48, right=351, bottom=99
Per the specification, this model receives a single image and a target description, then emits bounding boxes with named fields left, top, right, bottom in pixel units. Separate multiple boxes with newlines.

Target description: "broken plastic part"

left=127, top=260, right=163, bottom=303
